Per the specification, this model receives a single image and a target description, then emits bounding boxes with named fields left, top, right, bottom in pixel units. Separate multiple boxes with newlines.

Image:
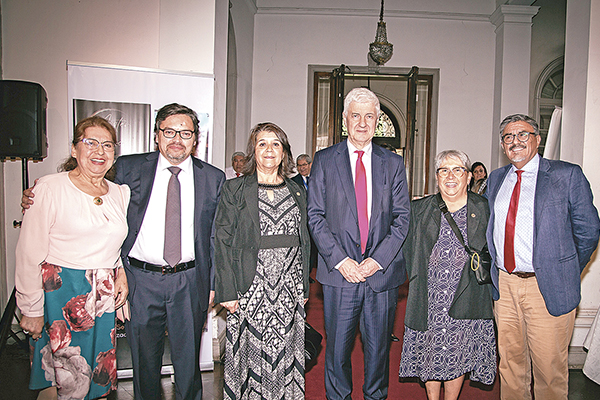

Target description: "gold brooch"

left=93, top=197, right=103, bottom=206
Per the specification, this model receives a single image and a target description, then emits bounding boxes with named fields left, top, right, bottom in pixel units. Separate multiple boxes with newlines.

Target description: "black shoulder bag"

left=436, top=194, right=492, bottom=285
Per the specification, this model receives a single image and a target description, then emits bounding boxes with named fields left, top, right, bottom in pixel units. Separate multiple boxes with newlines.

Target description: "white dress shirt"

left=347, top=140, right=373, bottom=220
left=129, top=154, right=195, bottom=265
left=493, top=154, right=539, bottom=273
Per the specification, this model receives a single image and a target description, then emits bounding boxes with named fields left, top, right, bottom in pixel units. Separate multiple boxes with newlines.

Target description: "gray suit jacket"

left=486, top=157, right=600, bottom=316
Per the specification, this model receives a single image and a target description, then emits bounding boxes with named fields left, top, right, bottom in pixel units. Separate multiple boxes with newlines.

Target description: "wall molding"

left=256, top=7, right=490, bottom=22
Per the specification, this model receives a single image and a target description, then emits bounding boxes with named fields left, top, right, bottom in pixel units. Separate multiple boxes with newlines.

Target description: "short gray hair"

left=343, top=88, right=380, bottom=116
left=434, top=150, right=471, bottom=172
left=231, top=151, right=245, bottom=162
left=296, top=154, right=312, bottom=164
left=499, top=114, right=539, bottom=137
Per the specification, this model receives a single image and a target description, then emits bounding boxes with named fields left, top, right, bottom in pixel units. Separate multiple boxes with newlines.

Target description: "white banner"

left=67, top=62, right=214, bottom=162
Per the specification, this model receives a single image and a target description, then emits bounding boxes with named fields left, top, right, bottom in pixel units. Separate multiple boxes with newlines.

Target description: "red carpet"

left=304, top=272, right=499, bottom=399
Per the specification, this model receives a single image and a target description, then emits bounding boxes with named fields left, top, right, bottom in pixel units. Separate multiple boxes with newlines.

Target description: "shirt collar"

left=511, top=153, right=539, bottom=174
left=157, top=153, right=193, bottom=175
left=347, top=140, right=373, bottom=157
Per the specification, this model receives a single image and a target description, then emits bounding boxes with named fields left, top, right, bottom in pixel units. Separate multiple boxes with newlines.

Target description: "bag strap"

left=436, top=193, right=473, bottom=256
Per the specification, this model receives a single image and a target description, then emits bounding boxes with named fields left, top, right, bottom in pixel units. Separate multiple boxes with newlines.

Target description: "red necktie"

left=236, top=172, right=240, bottom=177
left=504, top=170, right=523, bottom=273
left=355, top=151, right=368, bottom=254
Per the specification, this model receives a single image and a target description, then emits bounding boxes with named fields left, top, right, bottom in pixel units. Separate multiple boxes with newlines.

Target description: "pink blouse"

left=15, top=172, right=130, bottom=317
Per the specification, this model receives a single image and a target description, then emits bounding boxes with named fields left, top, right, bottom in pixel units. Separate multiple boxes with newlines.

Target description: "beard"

left=507, top=144, right=528, bottom=163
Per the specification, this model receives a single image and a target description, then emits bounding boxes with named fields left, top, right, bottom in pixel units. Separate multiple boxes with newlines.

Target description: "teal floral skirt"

left=29, top=262, right=118, bottom=400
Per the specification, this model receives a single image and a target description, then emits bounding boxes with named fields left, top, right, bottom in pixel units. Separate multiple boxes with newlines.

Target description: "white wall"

left=1, top=0, right=219, bottom=301
left=228, top=0, right=256, bottom=157
left=251, top=4, right=496, bottom=170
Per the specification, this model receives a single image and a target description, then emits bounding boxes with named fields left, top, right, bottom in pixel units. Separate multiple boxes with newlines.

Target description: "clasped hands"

left=339, top=257, right=379, bottom=283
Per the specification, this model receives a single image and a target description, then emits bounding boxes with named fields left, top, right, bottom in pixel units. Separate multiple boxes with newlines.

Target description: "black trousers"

left=124, top=264, right=206, bottom=400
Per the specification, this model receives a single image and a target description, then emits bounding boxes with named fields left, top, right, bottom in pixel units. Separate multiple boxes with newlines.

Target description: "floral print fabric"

left=29, top=262, right=118, bottom=399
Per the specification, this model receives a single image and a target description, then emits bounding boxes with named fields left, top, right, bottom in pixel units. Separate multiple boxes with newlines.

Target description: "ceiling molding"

left=255, top=7, right=491, bottom=22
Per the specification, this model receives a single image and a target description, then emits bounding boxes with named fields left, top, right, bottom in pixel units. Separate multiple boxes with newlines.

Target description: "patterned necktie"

left=355, top=150, right=368, bottom=254
left=164, top=166, right=182, bottom=267
left=504, top=170, right=523, bottom=273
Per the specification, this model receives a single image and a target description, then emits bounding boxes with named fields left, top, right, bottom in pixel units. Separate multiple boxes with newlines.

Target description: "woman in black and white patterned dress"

left=214, top=122, right=311, bottom=399
left=399, top=150, right=496, bottom=400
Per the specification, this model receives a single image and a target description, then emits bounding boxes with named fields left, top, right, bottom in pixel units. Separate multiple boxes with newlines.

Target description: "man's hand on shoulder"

left=21, top=179, right=38, bottom=213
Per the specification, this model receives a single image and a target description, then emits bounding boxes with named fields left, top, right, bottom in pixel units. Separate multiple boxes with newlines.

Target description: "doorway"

left=310, top=65, right=436, bottom=198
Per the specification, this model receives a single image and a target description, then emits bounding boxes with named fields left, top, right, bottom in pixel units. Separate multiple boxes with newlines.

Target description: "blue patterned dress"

left=399, top=205, right=496, bottom=384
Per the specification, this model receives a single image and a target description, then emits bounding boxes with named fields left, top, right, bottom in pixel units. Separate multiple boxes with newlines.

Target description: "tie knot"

left=355, top=150, right=364, bottom=159
left=515, top=170, right=523, bottom=178
left=168, top=166, right=181, bottom=176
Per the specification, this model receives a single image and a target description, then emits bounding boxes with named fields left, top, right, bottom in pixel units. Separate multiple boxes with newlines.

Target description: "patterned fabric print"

left=399, top=206, right=496, bottom=385
left=29, top=263, right=118, bottom=399
left=224, top=184, right=305, bottom=400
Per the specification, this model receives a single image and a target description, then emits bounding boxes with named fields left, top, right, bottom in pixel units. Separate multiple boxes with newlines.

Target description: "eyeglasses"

left=80, top=138, right=117, bottom=152
left=159, top=128, right=195, bottom=140
left=437, top=167, right=468, bottom=178
left=502, top=131, right=535, bottom=144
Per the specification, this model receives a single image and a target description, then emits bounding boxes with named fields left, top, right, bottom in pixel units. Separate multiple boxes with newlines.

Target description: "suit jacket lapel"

left=242, top=174, right=260, bottom=233
left=369, top=145, right=385, bottom=235
left=192, top=157, right=208, bottom=241
left=336, top=141, right=359, bottom=222
left=534, top=157, right=551, bottom=238
left=488, top=164, right=511, bottom=204
left=138, top=152, right=159, bottom=229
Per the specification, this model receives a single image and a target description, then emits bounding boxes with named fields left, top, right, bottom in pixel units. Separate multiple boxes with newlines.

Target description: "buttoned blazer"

left=114, top=151, right=225, bottom=312
left=212, top=173, right=311, bottom=304
left=485, top=157, right=600, bottom=316
left=307, top=140, right=410, bottom=291
left=403, top=192, right=493, bottom=332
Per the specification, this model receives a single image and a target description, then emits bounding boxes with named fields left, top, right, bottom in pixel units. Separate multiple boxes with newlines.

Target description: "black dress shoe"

left=391, top=334, right=400, bottom=342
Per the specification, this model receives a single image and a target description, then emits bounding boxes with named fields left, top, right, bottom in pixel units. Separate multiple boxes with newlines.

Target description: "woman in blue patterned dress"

left=399, top=150, right=496, bottom=400
left=214, top=122, right=311, bottom=399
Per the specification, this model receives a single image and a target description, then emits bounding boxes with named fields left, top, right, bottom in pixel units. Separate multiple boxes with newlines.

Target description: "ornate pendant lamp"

left=369, top=0, right=393, bottom=65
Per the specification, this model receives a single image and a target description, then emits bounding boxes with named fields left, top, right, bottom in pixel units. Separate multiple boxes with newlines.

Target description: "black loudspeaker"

left=0, top=80, right=48, bottom=160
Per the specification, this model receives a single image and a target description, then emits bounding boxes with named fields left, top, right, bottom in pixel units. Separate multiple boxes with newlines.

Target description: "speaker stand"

left=1, top=158, right=31, bottom=355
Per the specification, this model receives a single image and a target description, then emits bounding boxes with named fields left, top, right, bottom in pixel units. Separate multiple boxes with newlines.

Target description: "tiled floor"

left=109, top=364, right=224, bottom=400
left=1, top=339, right=599, bottom=399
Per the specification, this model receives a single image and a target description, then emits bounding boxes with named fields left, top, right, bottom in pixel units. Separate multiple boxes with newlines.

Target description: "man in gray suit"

left=486, top=114, right=600, bottom=400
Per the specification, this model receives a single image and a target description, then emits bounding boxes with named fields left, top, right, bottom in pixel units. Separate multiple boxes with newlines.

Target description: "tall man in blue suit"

left=486, top=114, right=600, bottom=400
left=308, top=88, right=410, bottom=400
left=115, top=104, right=225, bottom=400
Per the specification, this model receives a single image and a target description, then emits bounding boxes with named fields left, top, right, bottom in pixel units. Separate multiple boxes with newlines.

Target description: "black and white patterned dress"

left=224, top=182, right=305, bottom=399
left=398, top=205, right=496, bottom=384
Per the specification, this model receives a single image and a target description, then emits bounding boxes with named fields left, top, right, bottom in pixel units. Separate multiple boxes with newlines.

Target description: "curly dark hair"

left=242, top=122, right=295, bottom=179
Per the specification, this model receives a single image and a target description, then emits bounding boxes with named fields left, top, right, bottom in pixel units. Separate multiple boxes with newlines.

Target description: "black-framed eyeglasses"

left=437, top=167, right=468, bottom=178
left=80, top=138, right=118, bottom=152
left=502, top=131, right=535, bottom=144
left=159, top=128, right=195, bottom=140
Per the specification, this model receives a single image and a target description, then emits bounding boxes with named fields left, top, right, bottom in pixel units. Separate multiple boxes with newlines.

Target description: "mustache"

left=509, top=144, right=526, bottom=151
